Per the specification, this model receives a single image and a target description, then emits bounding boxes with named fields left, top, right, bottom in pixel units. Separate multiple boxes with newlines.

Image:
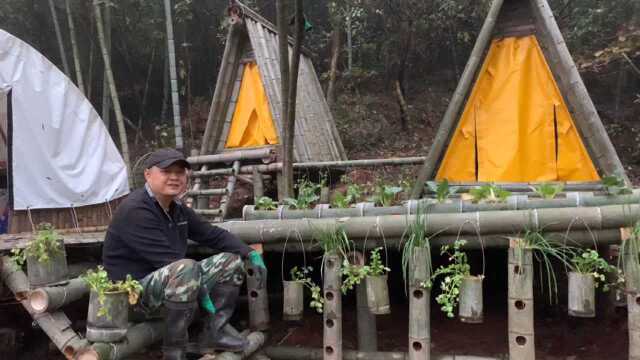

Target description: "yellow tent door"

left=436, top=36, right=599, bottom=182
left=225, top=62, right=279, bottom=148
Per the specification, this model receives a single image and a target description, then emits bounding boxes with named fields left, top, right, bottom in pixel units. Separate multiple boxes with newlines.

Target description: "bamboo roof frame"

left=411, top=0, right=629, bottom=198
left=200, top=1, right=346, bottom=163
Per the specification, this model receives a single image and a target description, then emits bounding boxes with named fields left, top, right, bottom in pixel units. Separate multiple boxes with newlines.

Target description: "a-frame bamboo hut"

left=412, top=0, right=628, bottom=197
left=200, top=1, right=346, bottom=163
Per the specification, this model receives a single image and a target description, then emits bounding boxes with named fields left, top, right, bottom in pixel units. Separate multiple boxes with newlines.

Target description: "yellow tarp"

left=436, top=35, right=599, bottom=182
left=225, top=62, right=279, bottom=148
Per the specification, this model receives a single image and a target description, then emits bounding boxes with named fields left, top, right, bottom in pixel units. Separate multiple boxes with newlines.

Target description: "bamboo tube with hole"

left=409, top=247, right=430, bottom=360
left=246, top=259, right=270, bottom=331
left=507, top=239, right=535, bottom=359
left=323, top=251, right=342, bottom=360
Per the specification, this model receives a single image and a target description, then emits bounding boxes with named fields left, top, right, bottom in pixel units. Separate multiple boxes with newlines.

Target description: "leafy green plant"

left=368, top=247, right=390, bottom=276
left=331, top=184, right=363, bottom=208
left=602, top=175, right=633, bottom=196
left=569, top=249, right=623, bottom=292
left=11, top=223, right=63, bottom=266
left=290, top=266, right=324, bottom=313
left=532, top=183, right=565, bottom=200
left=369, top=183, right=403, bottom=207
left=400, top=205, right=433, bottom=292
left=426, top=239, right=471, bottom=318
left=255, top=196, right=277, bottom=210
left=284, top=179, right=321, bottom=209
left=427, top=179, right=459, bottom=204
left=469, top=184, right=511, bottom=203
left=82, top=266, right=143, bottom=319
left=341, top=260, right=370, bottom=294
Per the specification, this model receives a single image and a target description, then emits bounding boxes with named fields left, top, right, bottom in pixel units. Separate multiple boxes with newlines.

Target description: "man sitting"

left=103, top=148, right=266, bottom=359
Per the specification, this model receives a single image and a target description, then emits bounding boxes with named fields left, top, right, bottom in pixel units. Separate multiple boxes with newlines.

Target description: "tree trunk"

left=93, top=0, right=131, bottom=181
left=164, top=0, right=184, bottom=151
left=395, top=81, right=409, bottom=132
left=326, top=27, right=341, bottom=107
left=346, top=11, right=353, bottom=74
left=65, top=0, right=84, bottom=94
left=48, top=0, right=70, bottom=76
left=276, top=0, right=291, bottom=200
left=135, top=48, right=155, bottom=146
left=161, top=51, right=170, bottom=122
left=101, top=0, right=112, bottom=128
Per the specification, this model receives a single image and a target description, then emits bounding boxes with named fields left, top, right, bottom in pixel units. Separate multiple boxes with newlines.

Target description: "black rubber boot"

left=163, top=300, right=196, bottom=360
left=197, top=284, right=248, bottom=353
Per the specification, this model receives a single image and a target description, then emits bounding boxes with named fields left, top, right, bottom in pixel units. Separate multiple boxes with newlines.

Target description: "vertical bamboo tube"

left=621, top=228, right=640, bottom=359
left=409, top=247, right=430, bottom=360
left=253, top=168, right=265, bottom=202
left=323, top=251, right=342, bottom=360
left=246, top=258, right=270, bottom=331
left=508, top=239, right=535, bottom=360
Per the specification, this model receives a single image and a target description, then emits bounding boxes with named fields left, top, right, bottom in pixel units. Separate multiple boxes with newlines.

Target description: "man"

left=103, top=148, right=266, bottom=359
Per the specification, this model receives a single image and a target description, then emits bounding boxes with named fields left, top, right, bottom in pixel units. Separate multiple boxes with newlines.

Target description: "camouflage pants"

left=135, top=253, right=245, bottom=315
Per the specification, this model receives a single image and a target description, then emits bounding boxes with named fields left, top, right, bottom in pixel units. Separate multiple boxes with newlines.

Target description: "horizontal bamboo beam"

left=243, top=193, right=640, bottom=220
left=194, top=209, right=223, bottom=216
left=263, top=346, right=506, bottom=360
left=187, top=148, right=276, bottom=165
left=29, top=277, right=89, bottom=314
left=424, top=182, right=606, bottom=193
left=219, top=204, right=640, bottom=243
left=186, top=188, right=228, bottom=196
left=75, top=320, right=163, bottom=360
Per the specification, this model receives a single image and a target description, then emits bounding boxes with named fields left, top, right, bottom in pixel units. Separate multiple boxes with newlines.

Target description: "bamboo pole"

left=242, top=193, right=640, bottom=221
left=411, top=0, right=505, bottom=198
left=186, top=189, right=228, bottom=196
left=621, top=228, right=640, bottom=359
left=323, top=251, right=342, bottom=360
left=246, top=259, right=270, bottom=331
left=253, top=168, right=265, bottom=203
left=507, top=240, right=535, bottom=360
left=29, top=277, right=89, bottom=314
left=219, top=161, right=241, bottom=220
left=48, top=0, right=71, bottom=76
left=276, top=0, right=291, bottom=200
left=188, top=148, right=275, bottom=165
left=93, top=0, right=131, bottom=180
left=74, top=320, right=163, bottom=360
left=409, top=247, right=430, bottom=360
left=163, top=0, right=184, bottom=150
left=100, top=0, right=111, bottom=128
left=219, top=204, right=640, bottom=243
left=65, top=0, right=84, bottom=93
left=263, top=347, right=507, bottom=360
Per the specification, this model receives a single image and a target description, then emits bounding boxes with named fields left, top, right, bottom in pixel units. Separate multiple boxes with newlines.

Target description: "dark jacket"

left=103, top=186, right=252, bottom=281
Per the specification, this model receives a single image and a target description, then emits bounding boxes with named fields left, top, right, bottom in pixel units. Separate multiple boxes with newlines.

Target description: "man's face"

left=144, top=163, right=188, bottom=198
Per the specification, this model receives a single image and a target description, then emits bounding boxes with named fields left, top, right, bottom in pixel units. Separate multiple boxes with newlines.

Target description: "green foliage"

left=315, top=227, right=352, bottom=256
left=400, top=205, right=432, bottom=291
left=340, top=259, right=369, bottom=294
left=469, top=184, right=511, bottom=203
left=11, top=223, right=63, bottom=267
left=369, top=183, right=403, bottom=207
left=82, top=266, right=143, bottom=319
left=331, top=184, right=363, bottom=208
left=532, top=183, right=565, bottom=200
left=425, top=239, right=471, bottom=318
left=427, top=179, right=459, bottom=203
left=290, top=266, right=324, bottom=313
left=569, top=249, right=623, bottom=292
left=255, top=196, right=277, bottom=211
left=602, top=175, right=633, bottom=196
left=284, top=179, right=321, bottom=209
left=368, top=247, right=390, bottom=276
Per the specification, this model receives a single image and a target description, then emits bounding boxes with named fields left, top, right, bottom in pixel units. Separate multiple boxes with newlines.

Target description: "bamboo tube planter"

left=366, top=274, right=390, bottom=315
left=29, top=277, right=89, bottom=314
left=621, top=228, right=640, bottom=359
left=567, top=272, right=595, bottom=318
left=507, top=240, right=535, bottom=360
left=221, top=204, right=640, bottom=243
left=458, top=275, right=484, bottom=323
left=282, top=280, right=304, bottom=321
left=356, top=278, right=378, bottom=351
left=323, top=251, right=343, bottom=360
left=246, top=259, right=270, bottom=331
left=409, top=247, right=430, bottom=360
left=243, top=193, right=640, bottom=221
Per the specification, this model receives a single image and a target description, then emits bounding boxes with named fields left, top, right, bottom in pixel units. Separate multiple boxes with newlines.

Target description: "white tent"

left=0, top=29, right=129, bottom=210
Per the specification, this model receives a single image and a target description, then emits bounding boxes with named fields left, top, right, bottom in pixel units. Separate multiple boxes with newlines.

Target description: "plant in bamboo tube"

left=532, top=182, right=565, bottom=199
left=602, top=175, right=633, bottom=196
left=401, top=205, right=432, bottom=293
left=369, top=182, right=403, bottom=207
left=566, top=249, right=623, bottom=317
left=469, top=184, right=511, bottom=203
left=11, top=223, right=69, bottom=288
left=364, top=247, right=392, bottom=314
left=255, top=196, right=278, bottom=210
left=287, top=266, right=324, bottom=314
left=331, top=183, right=363, bottom=208
left=427, top=179, right=459, bottom=204
left=284, top=179, right=322, bottom=209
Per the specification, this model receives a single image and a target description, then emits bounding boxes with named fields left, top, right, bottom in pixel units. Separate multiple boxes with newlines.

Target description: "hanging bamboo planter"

left=86, top=290, right=129, bottom=342
left=568, top=272, right=596, bottom=318
left=283, top=280, right=304, bottom=321
left=365, top=274, right=390, bottom=315
left=26, top=238, right=69, bottom=288
left=459, top=275, right=484, bottom=323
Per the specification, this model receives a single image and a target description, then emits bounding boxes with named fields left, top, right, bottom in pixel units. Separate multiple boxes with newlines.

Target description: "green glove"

left=199, top=286, right=217, bottom=315
left=248, top=251, right=267, bottom=289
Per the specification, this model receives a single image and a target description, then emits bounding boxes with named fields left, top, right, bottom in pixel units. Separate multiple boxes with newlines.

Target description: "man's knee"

left=201, top=252, right=245, bottom=286
left=164, top=259, right=201, bottom=302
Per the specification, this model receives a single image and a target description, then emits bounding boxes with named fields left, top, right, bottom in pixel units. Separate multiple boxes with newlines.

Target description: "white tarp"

left=0, top=29, right=129, bottom=210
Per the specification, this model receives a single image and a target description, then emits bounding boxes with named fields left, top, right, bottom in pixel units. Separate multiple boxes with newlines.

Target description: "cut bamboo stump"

left=567, top=272, right=596, bottom=318
left=409, top=247, right=430, bottom=360
left=29, top=277, right=89, bottom=314
left=1, top=256, right=88, bottom=359
left=507, top=240, right=535, bottom=360
left=26, top=239, right=69, bottom=288
left=323, top=251, right=342, bottom=360
left=459, top=275, right=484, bottom=323
left=246, top=259, right=270, bottom=331
left=74, top=320, right=163, bottom=360
left=622, top=228, right=640, bottom=359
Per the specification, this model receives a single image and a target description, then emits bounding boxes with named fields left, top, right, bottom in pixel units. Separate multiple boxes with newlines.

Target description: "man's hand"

left=248, top=251, right=267, bottom=289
